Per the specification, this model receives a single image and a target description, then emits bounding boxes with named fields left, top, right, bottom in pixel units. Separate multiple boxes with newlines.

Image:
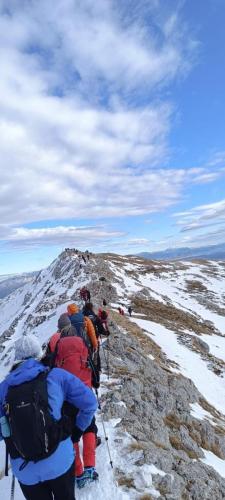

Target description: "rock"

left=192, top=336, right=210, bottom=353
left=100, top=320, right=225, bottom=499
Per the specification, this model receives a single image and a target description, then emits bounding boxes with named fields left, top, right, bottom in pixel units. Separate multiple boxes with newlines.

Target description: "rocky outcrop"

left=100, top=317, right=225, bottom=499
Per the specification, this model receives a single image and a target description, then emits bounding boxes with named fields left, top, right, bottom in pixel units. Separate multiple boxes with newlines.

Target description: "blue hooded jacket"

left=0, top=359, right=97, bottom=485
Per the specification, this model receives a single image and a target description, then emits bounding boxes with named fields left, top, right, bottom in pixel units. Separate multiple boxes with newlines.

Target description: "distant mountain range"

left=0, top=271, right=38, bottom=299
left=137, top=242, right=225, bottom=261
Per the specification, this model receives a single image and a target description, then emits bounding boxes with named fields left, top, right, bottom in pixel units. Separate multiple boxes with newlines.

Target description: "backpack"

left=101, top=310, right=108, bottom=321
left=4, top=371, right=71, bottom=464
left=53, top=335, right=92, bottom=388
left=70, top=312, right=91, bottom=349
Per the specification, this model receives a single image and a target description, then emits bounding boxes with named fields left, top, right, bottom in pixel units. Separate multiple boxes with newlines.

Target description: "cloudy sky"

left=0, top=0, right=225, bottom=273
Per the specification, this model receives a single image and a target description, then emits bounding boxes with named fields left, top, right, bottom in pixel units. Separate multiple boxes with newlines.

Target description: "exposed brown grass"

left=164, top=413, right=182, bottom=430
left=117, top=477, right=135, bottom=488
left=151, top=439, right=169, bottom=451
left=116, top=474, right=135, bottom=489
left=185, top=280, right=207, bottom=293
left=130, top=296, right=216, bottom=336
left=139, top=495, right=154, bottom=500
left=169, top=436, right=200, bottom=459
left=110, top=310, right=166, bottom=364
left=164, top=411, right=225, bottom=460
left=199, top=398, right=225, bottom=422
left=127, top=441, right=147, bottom=452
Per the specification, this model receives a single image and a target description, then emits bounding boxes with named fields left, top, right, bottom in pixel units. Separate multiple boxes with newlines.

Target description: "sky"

left=0, top=0, right=225, bottom=274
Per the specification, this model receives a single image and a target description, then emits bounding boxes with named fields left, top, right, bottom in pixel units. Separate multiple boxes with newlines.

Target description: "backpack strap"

left=5, top=444, right=9, bottom=476
left=50, top=338, right=61, bottom=368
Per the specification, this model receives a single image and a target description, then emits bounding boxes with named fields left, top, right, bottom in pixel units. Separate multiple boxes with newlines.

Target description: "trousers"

left=19, top=462, right=75, bottom=500
left=74, top=432, right=96, bottom=476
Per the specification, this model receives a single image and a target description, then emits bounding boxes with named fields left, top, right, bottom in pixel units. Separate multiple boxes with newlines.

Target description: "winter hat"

left=58, top=313, right=71, bottom=331
left=67, top=303, right=79, bottom=315
left=14, top=335, right=43, bottom=362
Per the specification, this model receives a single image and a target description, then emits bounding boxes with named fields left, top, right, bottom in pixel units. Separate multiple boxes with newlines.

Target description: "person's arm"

left=96, top=316, right=106, bottom=337
left=61, top=370, right=97, bottom=433
left=0, top=384, right=6, bottom=441
left=85, top=317, right=98, bottom=349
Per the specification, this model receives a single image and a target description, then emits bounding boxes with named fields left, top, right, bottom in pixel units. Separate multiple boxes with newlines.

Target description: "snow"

left=1, top=254, right=225, bottom=493
left=190, top=403, right=216, bottom=425
left=200, top=333, right=225, bottom=362
left=130, top=318, right=225, bottom=417
left=201, top=449, right=225, bottom=479
left=0, top=420, right=130, bottom=500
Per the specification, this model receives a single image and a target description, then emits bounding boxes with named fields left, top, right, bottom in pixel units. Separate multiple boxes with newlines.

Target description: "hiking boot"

left=96, top=435, right=101, bottom=447
left=76, top=467, right=99, bottom=489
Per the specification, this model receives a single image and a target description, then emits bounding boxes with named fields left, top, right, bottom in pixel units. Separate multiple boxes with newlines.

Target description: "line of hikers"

left=0, top=301, right=110, bottom=500
left=118, top=305, right=132, bottom=317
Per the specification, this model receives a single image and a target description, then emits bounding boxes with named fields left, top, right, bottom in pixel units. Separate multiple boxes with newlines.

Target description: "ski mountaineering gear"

left=0, top=358, right=97, bottom=486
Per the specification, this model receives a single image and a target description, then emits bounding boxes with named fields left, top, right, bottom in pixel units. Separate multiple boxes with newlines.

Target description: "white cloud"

left=172, top=199, right=225, bottom=247
left=0, top=225, right=125, bottom=249
left=127, top=238, right=150, bottom=245
left=0, top=0, right=202, bottom=233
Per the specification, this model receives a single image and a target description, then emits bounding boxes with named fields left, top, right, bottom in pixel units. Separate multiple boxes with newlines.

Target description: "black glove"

left=71, top=425, right=83, bottom=443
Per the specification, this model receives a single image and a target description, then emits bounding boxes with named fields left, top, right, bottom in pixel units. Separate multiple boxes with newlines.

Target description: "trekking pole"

left=10, top=475, right=15, bottom=500
left=95, top=390, right=113, bottom=469
left=107, top=335, right=110, bottom=380
left=100, top=336, right=109, bottom=375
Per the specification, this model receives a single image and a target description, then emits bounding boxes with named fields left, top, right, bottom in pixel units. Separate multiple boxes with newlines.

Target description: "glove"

left=71, top=425, right=83, bottom=443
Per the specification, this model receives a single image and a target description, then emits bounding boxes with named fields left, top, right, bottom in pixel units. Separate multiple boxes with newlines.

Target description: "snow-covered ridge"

left=1, top=250, right=225, bottom=498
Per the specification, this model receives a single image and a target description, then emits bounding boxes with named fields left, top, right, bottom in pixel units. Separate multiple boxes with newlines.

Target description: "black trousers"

left=19, top=462, right=75, bottom=500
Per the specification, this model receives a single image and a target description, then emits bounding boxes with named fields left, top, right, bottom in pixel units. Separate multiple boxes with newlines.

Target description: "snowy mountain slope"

left=1, top=250, right=225, bottom=498
left=0, top=272, right=37, bottom=299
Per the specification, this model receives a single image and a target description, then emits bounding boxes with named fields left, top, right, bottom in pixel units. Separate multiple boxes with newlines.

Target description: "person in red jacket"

left=98, top=308, right=109, bottom=333
left=47, top=314, right=98, bottom=489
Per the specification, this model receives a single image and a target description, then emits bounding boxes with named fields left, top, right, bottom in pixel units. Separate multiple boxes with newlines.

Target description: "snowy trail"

left=1, top=419, right=128, bottom=500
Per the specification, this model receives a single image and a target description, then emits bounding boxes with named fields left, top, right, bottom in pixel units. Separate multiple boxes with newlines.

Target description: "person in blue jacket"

left=0, top=335, right=97, bottom=500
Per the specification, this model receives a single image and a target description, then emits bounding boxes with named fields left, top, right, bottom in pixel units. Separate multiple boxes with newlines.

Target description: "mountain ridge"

left=1, top=249, right=225, bottom=499
left=137, top=242, right=225, bottom=261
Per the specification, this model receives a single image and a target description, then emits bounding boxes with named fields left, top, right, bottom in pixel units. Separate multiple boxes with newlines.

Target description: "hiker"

left=81, top=255, right=86, bottom=264
left=128, top=306, right=133, bottom=317
left=102, top=299, right=107, bottom=306
left=67, top=303, right=98, bottom=351
left=98, top=308, right=109, bottom=333
left=79, top=287, right=90, bottom=303
left=83, top=303, right=106, bottom=339
left=82, top=302, right=106, bottom=387
left=47, top=314, right=99, bottom=488
left=80, top=286, right=86, bottom=302
left=0, top=334, right=97, bottom=500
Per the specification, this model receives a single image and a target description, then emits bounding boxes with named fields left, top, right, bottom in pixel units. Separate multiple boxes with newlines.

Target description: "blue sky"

left=0, top=0, right=225, bottom=274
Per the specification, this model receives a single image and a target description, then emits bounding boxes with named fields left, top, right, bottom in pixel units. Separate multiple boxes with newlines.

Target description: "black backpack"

left=101, top=310, right=108, bottom=320
left=4, top=371, right=71, bottom=465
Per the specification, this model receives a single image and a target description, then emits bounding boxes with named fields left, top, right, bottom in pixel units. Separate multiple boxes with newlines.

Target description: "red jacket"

left=49, top=333, right=92, bottom=388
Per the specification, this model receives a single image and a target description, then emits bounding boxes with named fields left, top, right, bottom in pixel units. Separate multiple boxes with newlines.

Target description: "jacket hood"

left=67, top=303, right=79, bottom=315
left=5, top=358, right=47, bottom=387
